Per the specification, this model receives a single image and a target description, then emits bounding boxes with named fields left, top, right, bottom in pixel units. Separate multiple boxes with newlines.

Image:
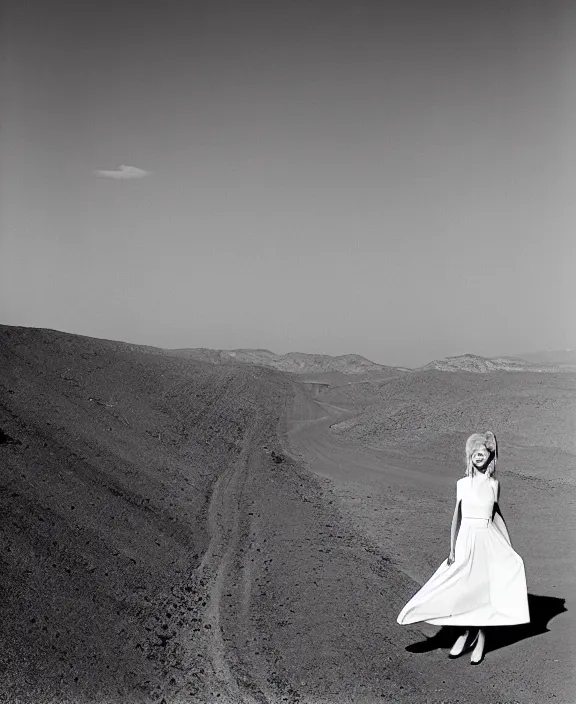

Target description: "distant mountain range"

left=169, top=347, right=576, bottom=375
left=417, top=353, right=576, bottom=373
left=168, top=348, right=405, bottom=377
left=2, top=325, right=573, bottom=376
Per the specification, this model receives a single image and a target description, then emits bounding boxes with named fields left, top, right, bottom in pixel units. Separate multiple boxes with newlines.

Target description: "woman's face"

left=471, top=446, right=490, bottom=469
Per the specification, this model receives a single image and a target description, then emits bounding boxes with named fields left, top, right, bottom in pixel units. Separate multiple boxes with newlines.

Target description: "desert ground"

left=0, top=325, right=574, bottom=704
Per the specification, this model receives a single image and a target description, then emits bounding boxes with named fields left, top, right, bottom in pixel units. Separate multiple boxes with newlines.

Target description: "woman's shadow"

left=405, top=594, right=567, bottom=654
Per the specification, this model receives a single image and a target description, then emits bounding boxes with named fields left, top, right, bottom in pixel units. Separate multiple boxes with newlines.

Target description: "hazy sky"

left=1, top=0, right=575, bottom=366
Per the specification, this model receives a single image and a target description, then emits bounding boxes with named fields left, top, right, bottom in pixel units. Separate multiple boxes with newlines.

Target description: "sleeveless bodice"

left=457, top=476, right=496, bottom=520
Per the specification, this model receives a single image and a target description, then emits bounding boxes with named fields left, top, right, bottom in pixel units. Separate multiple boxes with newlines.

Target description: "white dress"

left=397, top=475, right=530, bottom=626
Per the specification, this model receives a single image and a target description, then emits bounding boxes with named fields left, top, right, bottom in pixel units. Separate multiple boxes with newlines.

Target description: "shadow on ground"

left=406, top=594, right=567, bottom=654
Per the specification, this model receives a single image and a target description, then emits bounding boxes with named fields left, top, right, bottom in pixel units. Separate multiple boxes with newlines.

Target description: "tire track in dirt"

left=192, top=445, right=264, bottom=703
left=185, top=389, right=290, bottom=704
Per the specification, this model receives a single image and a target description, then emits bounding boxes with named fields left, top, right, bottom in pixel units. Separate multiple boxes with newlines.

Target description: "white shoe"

left=470, top=630, right=485, bottom=665
left=449, top=630, right=473, bottom=658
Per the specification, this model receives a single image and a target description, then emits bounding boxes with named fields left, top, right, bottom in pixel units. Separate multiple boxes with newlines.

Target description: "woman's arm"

left=492, top=480, right=512, bottom=545
left=492, top=480, right=505, bottom=522
left=447, top=498, right=461, bottom=565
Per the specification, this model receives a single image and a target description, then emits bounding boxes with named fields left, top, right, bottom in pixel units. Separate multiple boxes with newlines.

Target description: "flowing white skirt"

left=397, top=516, right=530, bottom=626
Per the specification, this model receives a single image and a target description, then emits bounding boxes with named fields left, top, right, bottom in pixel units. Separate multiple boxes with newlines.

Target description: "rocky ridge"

left=419, top=353, right=575, bottom=373
left=169, top=347, right=403, bottom=376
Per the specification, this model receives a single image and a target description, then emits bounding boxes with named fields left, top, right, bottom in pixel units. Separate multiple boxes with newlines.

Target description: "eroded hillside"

left=0, top=325, right=292, bottom=703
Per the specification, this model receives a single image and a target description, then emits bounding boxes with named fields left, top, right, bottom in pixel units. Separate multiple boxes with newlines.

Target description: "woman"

left=397, top=431, right=529, bottom=664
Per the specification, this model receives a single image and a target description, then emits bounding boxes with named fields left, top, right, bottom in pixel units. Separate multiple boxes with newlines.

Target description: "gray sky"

left=1, top=0, right=574, bottom=367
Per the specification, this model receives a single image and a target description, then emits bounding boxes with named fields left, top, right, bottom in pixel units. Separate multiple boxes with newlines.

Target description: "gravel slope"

left=1, top=326, right=573, bottom=703
left=0, top=325, right=291, bottom=702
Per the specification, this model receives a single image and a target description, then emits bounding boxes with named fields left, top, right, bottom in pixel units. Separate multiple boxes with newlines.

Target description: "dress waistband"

left=462, top=516, right=491, bottom=527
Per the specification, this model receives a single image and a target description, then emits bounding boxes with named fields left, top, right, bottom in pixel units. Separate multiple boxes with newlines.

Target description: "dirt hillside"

left=0, top=325, right=292, bottom=702
left=1, top=326, right=573, bottom=703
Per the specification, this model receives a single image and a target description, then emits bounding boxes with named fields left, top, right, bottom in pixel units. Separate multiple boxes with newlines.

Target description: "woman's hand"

left=447, top=550, right=455, bottom=566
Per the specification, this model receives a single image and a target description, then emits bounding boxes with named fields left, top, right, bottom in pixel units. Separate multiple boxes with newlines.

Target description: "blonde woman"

left=397, top=431, right=529, bottom=664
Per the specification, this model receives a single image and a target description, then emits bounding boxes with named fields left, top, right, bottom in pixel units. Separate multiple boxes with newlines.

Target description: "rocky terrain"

left=0, top=325, right=294, bottom=702
left=1, top=325, right=573, bottom=703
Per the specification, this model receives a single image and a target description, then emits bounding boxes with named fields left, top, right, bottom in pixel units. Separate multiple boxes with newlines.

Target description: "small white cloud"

left=94, top=165, right=150, bottom=180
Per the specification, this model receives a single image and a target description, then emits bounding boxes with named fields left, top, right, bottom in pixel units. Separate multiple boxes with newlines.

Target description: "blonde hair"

left=465, top=431, right=498, bottom=478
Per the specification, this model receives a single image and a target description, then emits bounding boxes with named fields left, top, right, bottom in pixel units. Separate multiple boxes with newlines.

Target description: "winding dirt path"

left=195, top=450, right=262, bottom=703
